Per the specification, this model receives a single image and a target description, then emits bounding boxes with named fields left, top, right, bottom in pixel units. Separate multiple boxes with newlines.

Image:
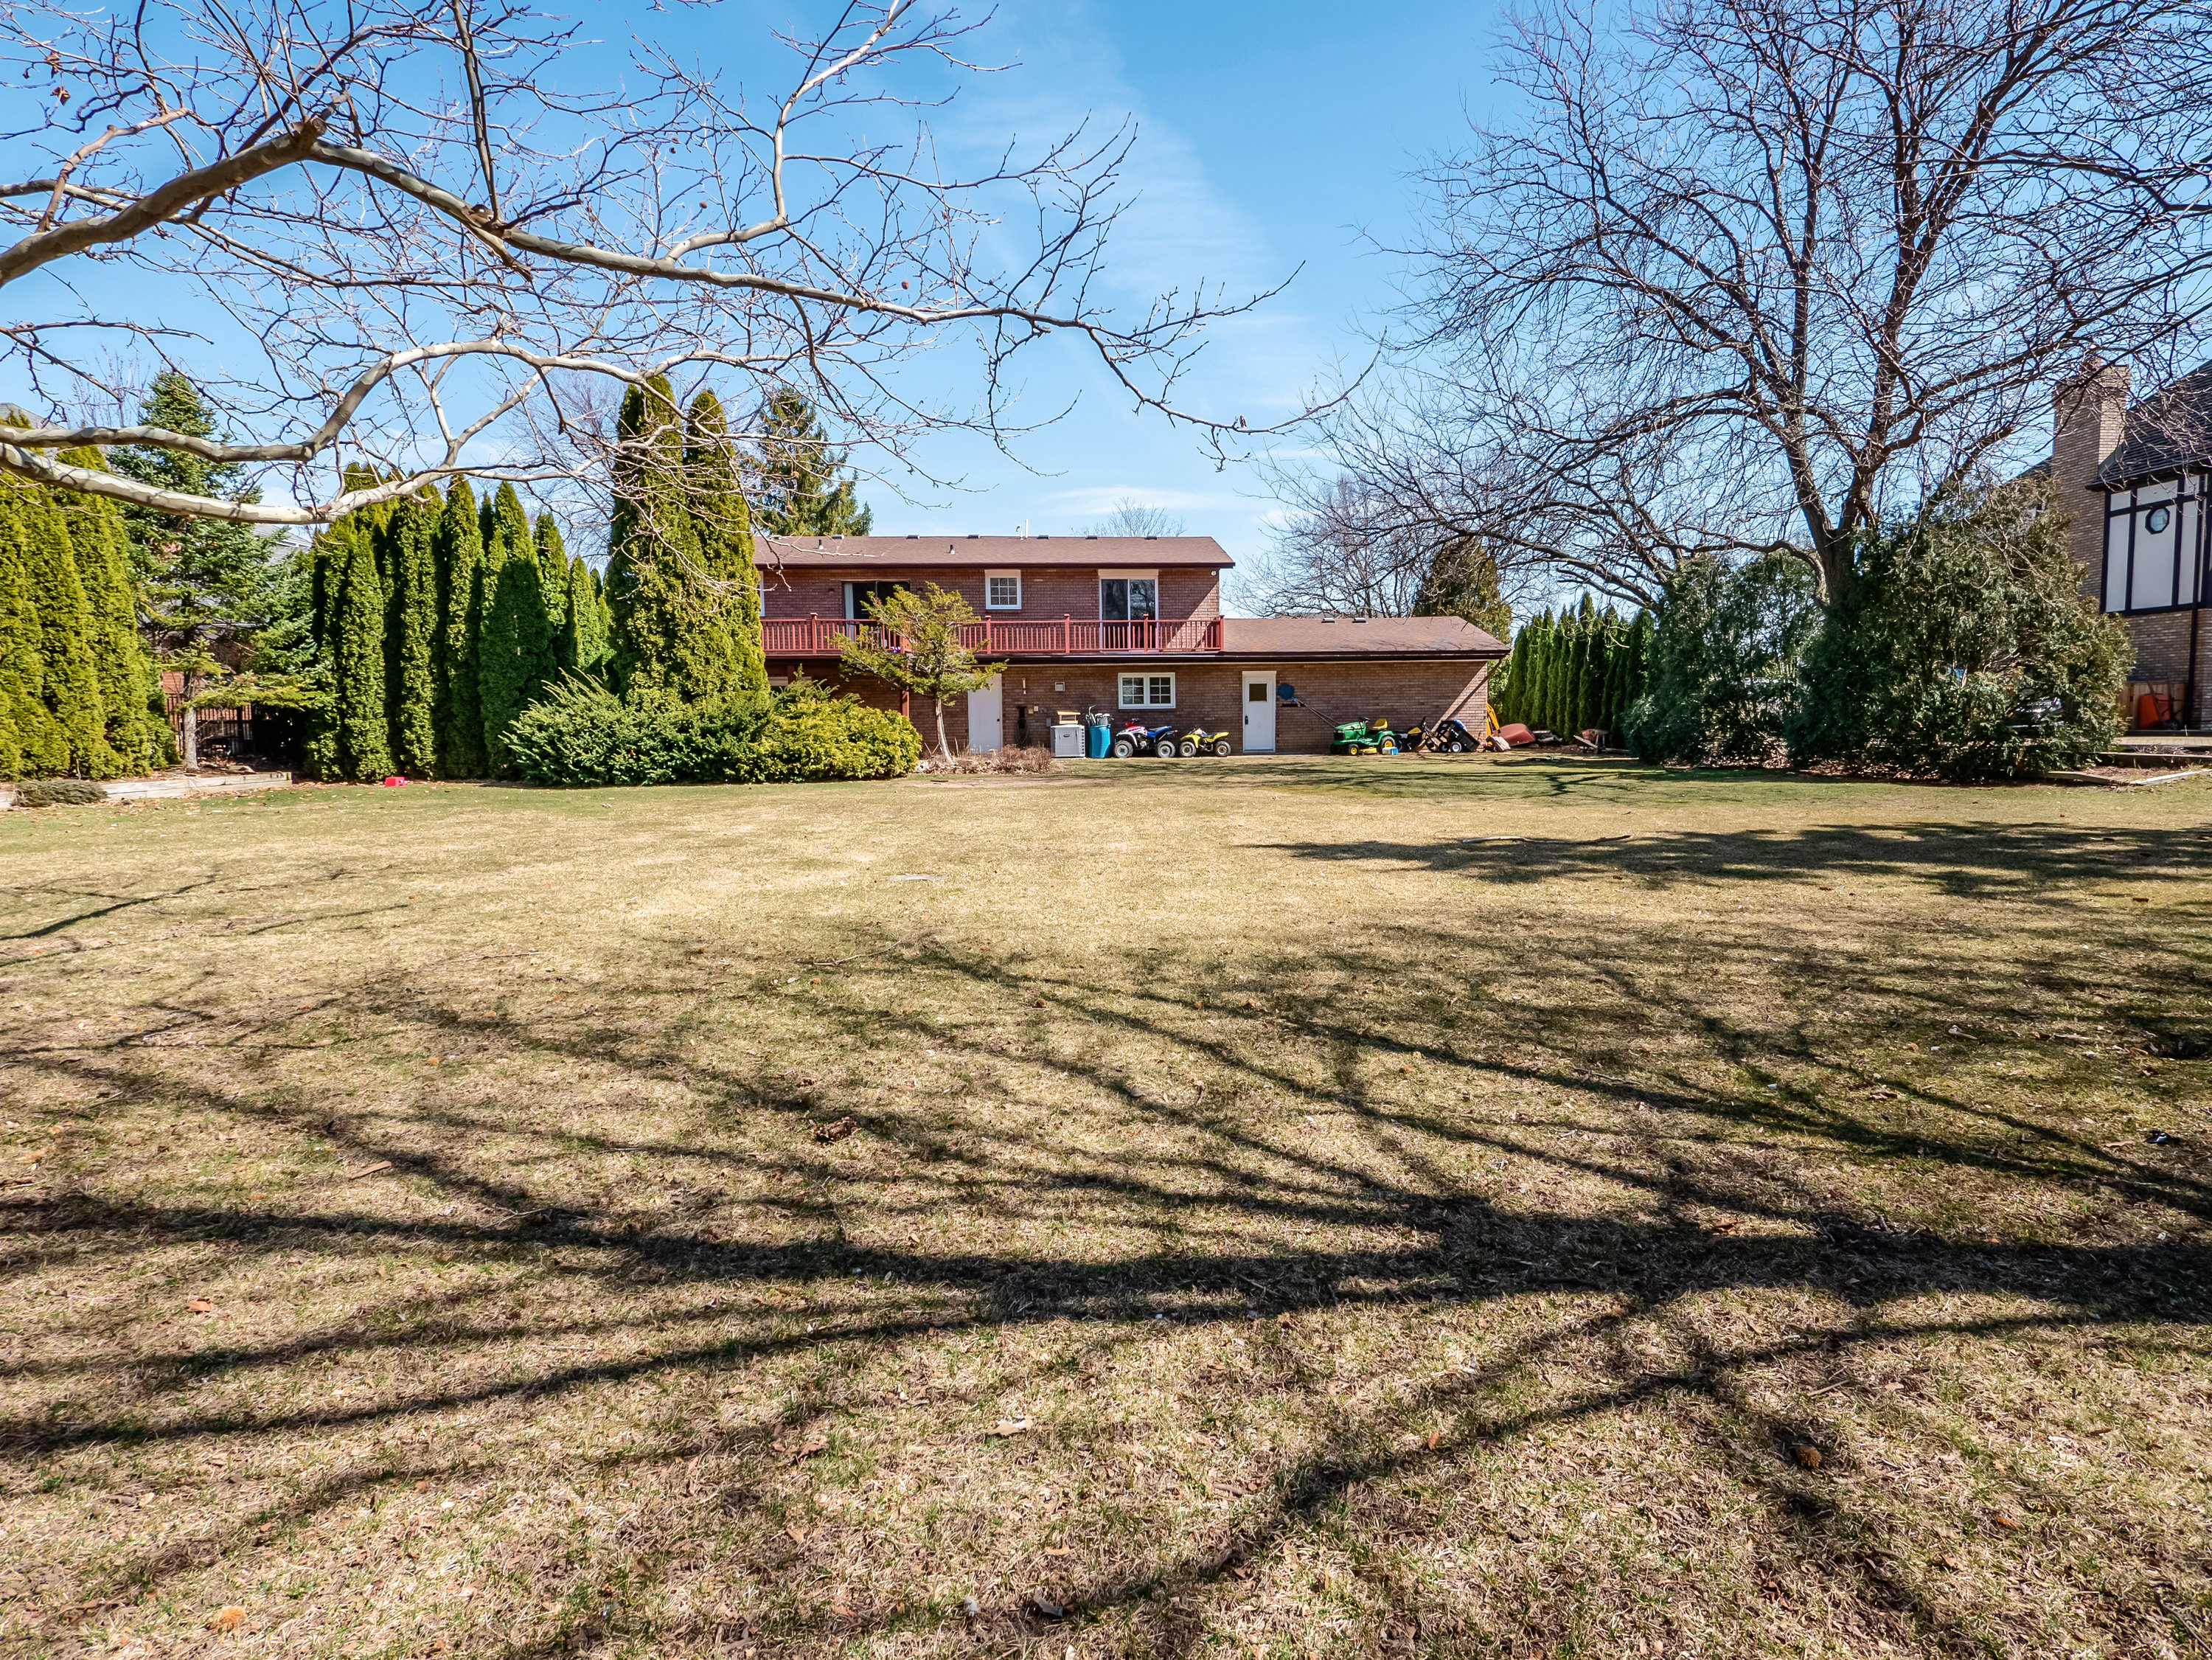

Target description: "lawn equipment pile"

left=1329, top=716, right=1486, bottom=754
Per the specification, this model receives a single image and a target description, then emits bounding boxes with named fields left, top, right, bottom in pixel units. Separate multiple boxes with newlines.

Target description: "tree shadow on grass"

left=6, top=862, right=2211, bottom=1656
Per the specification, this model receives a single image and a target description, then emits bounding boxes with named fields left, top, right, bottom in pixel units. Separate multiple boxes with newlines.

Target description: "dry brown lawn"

left=3, top=754, right=2209, bottom=1660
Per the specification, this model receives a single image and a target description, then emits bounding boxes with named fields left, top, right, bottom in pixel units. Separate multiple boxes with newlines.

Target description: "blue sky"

left=757, top=0, right=1508, bottom=600
left=7, top=1, right=1505, bottom=601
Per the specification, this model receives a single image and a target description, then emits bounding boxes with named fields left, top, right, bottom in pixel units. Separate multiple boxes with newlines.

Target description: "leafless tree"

left=1318, top=0, right=2212, bottom=605
left=0, top=0, right=1281, bottom=527
left=1255, top=474, right=1452, bottom=616
left=1090, top=498, right=1184, bottom=538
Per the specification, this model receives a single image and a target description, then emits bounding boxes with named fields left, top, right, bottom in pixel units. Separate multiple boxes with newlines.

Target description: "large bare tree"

left=0, top=0, right=1270, bottom=527
left=1313, top=0, right=2212, bottom=605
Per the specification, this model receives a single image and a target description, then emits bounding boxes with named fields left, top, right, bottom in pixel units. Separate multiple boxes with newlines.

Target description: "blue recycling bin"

left=1087, top=720, right=1110, bottom=759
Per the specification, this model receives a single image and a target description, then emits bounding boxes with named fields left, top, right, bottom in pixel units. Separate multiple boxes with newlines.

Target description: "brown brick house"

left=2050, top=356, right=2212, bottom=729
left=757, top=534, right=1506, bottom=753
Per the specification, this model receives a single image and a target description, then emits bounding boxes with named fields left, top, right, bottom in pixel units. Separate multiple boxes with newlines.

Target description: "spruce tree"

left=0, top=492, right=58, bottom=779
left=432, top=480, right=487, bottom=777
left=332, top=524, right=393, bottom=779
left=383, top=492, right=439, bottom=775
left=20, top=490, right=111, bottom=775
left=477, top=482, right=554, bottom=770
left=751, top=388, right=873, bottom=538
left=55, top=448, right=161, bottom=772
left=109, top=373, right=277, bottom=720
left=686, top=389, right=768, bottom=696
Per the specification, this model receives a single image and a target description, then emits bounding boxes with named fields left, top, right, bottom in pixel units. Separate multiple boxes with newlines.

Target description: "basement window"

left=1119, top=673, right=1175, bottom=709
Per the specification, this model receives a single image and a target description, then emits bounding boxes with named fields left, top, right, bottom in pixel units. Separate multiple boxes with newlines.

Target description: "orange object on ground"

left=1495, top=723, right=1536, bottom=748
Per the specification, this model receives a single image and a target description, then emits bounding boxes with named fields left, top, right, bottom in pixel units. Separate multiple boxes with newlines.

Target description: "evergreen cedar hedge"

left=1489, top=598, right=1652, bottom=737
left=0, top=451, right=169, bottom=782
left=503, top=676, right=919, bottom=787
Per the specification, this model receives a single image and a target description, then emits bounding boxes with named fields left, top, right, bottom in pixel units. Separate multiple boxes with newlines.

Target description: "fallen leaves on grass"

left=1795, top=1445, right=1823, bottom=1469
left=187, top=1298, right=213, bottom=1313
left=987, top=1417, right=1033, bottom=1438
left=813, top=1116, right=858, bottom=1145
left=208, top=1606, right=245, bottom=1632
left=344, top=1160, right=393, bottom=1180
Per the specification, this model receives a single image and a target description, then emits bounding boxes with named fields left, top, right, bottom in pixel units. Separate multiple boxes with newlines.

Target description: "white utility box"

left=1051, top=723, right=1084, bottom=758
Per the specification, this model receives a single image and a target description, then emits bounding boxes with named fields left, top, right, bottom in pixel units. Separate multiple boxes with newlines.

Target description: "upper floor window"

left=845, top=580, right=908, bottom=621
left=1099, top=571, right=1159, bottom=621
left=985, top=571, right=1021, bottom=609
left=2102, top=474, right=2203, bottom=613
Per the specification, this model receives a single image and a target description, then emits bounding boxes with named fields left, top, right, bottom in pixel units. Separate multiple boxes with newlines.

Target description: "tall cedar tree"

left=432, top=480, right=487, bottom=776
left=0, top=492, right=59, bottom=777
left=477, top=483, right=554, bottom=770
left=561, top=555, right=611, bottom=674
left=21, top=489, right=110, bottom=775
left=607, top=378, right=742, bottom=701
left=533, top=514, right=571, bottom=654
left=383, top=492, right=439, bottom=775
left=751, top=389, right=873, bottom=538
left=331, top=523, right=393, bottom=779
left=55, top=447, right=161, bottom=771
left=686, top=390, right=769, bottom=697
left=109, top=372, right=276, bottom=684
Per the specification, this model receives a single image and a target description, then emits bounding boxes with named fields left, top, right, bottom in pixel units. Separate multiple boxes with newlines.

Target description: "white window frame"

left=984, top=570, right=1022, bottom=610
left=1098, top=568, right=1161, bottom=621
left=1119, top=672, right=1176, bottom=709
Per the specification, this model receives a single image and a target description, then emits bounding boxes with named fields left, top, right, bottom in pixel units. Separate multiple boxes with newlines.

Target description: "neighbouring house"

left=2051, top=356, right=2212, bottom=729
left=757, top=534, right=1506, bottom=753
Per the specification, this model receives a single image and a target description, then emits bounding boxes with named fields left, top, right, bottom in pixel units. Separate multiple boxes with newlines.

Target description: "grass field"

left=4, top=754, right=2210, bottom=1659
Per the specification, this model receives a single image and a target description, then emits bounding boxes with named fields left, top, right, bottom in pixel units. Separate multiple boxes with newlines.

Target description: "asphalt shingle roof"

left=2101, top=358, right=2212, bottom=486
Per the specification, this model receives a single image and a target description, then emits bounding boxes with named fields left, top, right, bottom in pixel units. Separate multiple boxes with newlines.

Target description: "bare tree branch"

left=0, top=0, right=1297, bottom=524
left=1313, top=0, right=2212, bottom=604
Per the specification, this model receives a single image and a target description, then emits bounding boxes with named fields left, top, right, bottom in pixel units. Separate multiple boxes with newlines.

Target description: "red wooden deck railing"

left=761, top=615, right=1224, bottom=656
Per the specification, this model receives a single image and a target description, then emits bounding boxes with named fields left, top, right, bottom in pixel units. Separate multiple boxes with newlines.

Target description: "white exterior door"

left=967, top=676, right=1004, bottom=752
left=1241, top=672, right=1276, bottom=754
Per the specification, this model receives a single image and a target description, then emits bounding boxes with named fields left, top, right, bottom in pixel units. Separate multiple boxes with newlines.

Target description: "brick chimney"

left=2052, top=355, right=2129, bottom=600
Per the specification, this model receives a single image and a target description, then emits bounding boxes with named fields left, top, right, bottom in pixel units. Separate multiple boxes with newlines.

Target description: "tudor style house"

left=754, top=534, right=1506, bottom=753
left=2051, top=356, right=2212, bottom=729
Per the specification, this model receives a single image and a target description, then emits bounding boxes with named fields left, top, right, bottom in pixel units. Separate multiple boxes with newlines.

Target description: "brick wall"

left=771, top=658, right=1494, bottom=754
left=2053, top=361, right=2129, bottom=602
left=762, top=563, right=1222, bottom=622
left=2120, top=609, right=2211, bottom=724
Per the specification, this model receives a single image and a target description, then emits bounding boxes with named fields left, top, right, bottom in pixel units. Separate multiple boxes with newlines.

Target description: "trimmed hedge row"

left=501, top=676, right=919, bottom=786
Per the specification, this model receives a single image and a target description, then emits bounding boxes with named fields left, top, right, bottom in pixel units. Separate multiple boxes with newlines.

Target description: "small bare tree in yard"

left=0, top=1, right=1272, bottom=532
left=1310, top=0, right=2212, bottom=607
left=832, top=583, right=1004, bottom=760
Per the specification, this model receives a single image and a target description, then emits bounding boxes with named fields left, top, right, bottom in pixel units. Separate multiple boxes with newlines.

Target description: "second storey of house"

left=756, top=534, right=1229, bottom=638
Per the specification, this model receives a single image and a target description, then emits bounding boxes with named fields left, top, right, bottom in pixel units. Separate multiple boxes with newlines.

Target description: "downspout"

left=2187, top=468, right=2208, bottom=732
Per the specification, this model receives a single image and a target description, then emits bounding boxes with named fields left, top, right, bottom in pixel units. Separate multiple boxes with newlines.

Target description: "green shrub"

left=1787, top=478, right=2129, bottom=782
left=1621, top=554, right=1820, bottom=765
left=15, top=777, right=108, bottom=806
left=500, top=676, right=913, bottom=786
left=748, top=676, right=921, bottom=782
left=500, top=676, right=764, bottom=787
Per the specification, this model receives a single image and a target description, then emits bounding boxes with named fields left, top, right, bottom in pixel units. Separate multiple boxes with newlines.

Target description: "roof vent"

left=1144, top=534, right=1157, bottom=540
left=1038, top=532, right=1051, bottom=539
left=1352, top=616, right=1367, bottom=623
left=967, top=533, right=978, bottom=539
left=1085, top=534, right=1098, bottom=539
left=905, top=533, right=918, bottom=539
